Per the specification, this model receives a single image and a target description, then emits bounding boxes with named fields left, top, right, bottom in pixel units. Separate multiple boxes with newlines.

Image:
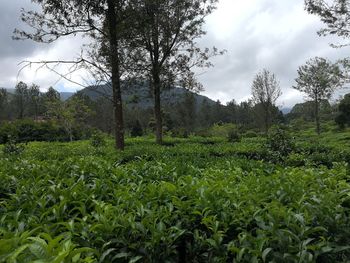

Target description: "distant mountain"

left=4, top=88, right=14, bottom=94
left=78, top=82, right=217, bottom=109
left=60, top=92, right=74, bottom=101
left=4, top=88, right=74, bottom=101
left=280, top=107, right=292, bottom=114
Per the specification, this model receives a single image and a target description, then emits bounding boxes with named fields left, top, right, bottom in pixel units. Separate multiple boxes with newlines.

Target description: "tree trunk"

left=19, top=98, right=24, bottom=119
left=107, top=0, right=125, bottom=150
left=153, top=68, right=163, bottom=144
left=265, top=108, right=269, bottom=135
left=315, top=97, right=320, bottom=135
left=263, top=103, right=269, bottom=134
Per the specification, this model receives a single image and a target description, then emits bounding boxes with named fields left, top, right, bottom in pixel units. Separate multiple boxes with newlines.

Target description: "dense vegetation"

left=1, top=127, right=349, bottom=262
left=1, top=0, right=350, bottom=262
left=2, top=81, right=349, bottom=144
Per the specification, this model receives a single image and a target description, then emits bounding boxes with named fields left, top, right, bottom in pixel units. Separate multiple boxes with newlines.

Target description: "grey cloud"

left=198, top=0, right=350, bottom=107
left=0, top=0, right=39, bottom=59
left=0, top=0, right=349, bottom=108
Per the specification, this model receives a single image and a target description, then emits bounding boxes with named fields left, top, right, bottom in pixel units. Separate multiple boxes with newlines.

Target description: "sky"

left=1, top=0, right=350, bottom=108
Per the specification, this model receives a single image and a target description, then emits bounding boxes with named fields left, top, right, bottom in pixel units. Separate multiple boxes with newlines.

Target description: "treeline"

left=1, top=78, right=349, bottom=144
left=0, top=82, right=93, bottom=143
left=0, top=81, right=283, bottom=140
left=81, top=90, right=350, bottom=134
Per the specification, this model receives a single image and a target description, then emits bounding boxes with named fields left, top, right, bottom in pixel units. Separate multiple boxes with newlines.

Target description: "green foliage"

left=170, top=128, right=189, bottom=138
left=336, top=93, right=350, bottom=128
left=2, top=137, right=25, bottom=156
left=130, top=120, right=143, bottom=137
left=0, top=119, right=92, bottom=144
left=227, top=128, right=241, bottom=143
left=266, top=126, right=295, bottom=161
left=90, top=131, right=106, bottom=149
left=0, top=133, right=350, bottom=262
left=294, top=57, right=343, bottom=134
left=243, top=130, right=258, bottom=138
left=197, top=123, right=237, bottom=138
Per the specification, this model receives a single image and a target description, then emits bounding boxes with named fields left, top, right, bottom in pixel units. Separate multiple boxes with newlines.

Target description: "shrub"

left=195, top=129, right=211, bottom=137
left=0, top=119, right=92, bottom=143
left=130, top=120, right=143, bottom=137
left=227, top=129, right=241, bottom=143
left=266, top=127, right=294, bottom=161
left=196, top=123, right=237, bottom=138
left=171, top=128, right=189, bottom=138
left=90, top=131, right=106, bottom=148
left=244, top=130, right=258, bottom=138
left=3, top=137, right=25, bottom=156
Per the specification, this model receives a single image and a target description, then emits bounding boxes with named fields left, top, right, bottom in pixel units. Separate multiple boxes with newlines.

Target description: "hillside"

left=4, top=88, right=74, bottom=101
left=77, top=82, right=217, bottom=109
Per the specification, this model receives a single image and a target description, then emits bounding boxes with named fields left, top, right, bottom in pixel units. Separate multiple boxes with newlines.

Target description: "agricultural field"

left=0, top=130, right=350, bottom=262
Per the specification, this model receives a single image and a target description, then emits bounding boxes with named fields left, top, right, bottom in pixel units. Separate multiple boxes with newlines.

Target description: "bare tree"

left=251, top=69, right=282, bottom=134
left=294, top=57, right=343, bottom=134
left=14, top=0, right=132, bottom=150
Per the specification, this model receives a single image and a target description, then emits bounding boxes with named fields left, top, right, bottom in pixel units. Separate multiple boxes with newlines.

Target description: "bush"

left=0, top=120, right=91, bottom=144
left=243, top=130, right=258, bottom=138
left=266, top=127, right=294, bottom=161
left=196, top=123, right=237, bottom=138
left=90, top=131, right=106, bottom=148
left=2, top=137, right=25, bottom=156
left=227, top=129, right=241, bottom=143
left=130, top=120, right=143, bottom=137
left=170, top=128, right=189, bottom=138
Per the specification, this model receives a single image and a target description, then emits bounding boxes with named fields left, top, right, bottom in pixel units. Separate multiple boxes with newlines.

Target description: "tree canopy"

left=251, top=69, right=282, bottom=133
left=305, top=0, right=350, bottom=47
left=294, top=57, right=343, bottom=134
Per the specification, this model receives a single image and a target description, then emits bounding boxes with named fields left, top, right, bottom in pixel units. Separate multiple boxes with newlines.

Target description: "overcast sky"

left=1, top=0, right=350, bottom=107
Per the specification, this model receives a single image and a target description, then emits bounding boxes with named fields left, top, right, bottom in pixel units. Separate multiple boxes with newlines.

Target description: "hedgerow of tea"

left=0, top=132, right=349, bottom=262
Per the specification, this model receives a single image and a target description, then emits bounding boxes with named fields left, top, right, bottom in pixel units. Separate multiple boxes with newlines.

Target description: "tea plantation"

left=0, top=132, right=350, bottom=262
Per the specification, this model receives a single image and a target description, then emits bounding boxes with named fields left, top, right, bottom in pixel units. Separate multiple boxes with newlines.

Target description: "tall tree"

left=28, top=84, right=41, bottom=119
left=335, top=93, right=350, bottom=128
left=294, top=57, right=343, bottom=134
left=14, top=81, right=29, bottom=119
left=130, top=0, right=221, bottom=144
left=226, top=99, right=238, bottom=124
left=251, top=69, right=282, bottom=134
left=177, top=92, right=197, bottom=132
left=47, top=95, right=92, bottom=142
left=0, top=89, right=9, bottom=122
left=14, top=0, right=131, bottom=150
left=43, top=87, right=61, bottom=103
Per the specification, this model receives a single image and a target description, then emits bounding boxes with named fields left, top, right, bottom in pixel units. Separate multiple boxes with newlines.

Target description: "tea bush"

left=266, top=127, right=295, bottom=162
left=0, top=134, right=349, bottom=262
left=90, top=131, right=106, bottom=148
left=2, top=137, right=25, bottom=156
left=227, top=129, right=241, bottom=143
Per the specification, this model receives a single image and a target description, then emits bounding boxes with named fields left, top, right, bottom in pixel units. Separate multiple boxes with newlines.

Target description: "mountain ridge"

left=77, top=83, right=218, bottom=109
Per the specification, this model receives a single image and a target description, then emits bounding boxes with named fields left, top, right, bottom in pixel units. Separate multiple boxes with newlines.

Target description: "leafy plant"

left=90, top=131, right=106, bottom=149
left=266, top=127, right=294, bottom=161
left=2, top=137, right=25, bottom=156
left=1, top=133, right=350, bottom=261
left=227, top=129, right=241, bottom=143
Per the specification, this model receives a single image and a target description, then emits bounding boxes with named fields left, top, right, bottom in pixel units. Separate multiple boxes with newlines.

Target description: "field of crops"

left=1, top=132, right=350, bottom=262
